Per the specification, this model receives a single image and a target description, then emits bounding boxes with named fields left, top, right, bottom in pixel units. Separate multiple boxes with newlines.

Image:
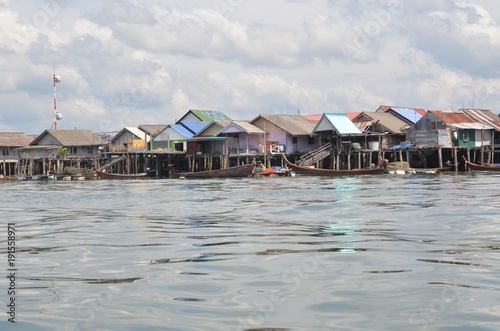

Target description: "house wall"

left=181, top=113, right=200, bottom=122
left=66, top=146, right=99, bottom=156
left=161, top=128, right=188, bottom=152
left=17, top=148, right=60, bottom=158
left=112, top=132, right=136, bottom=150
left=200, top=125, right=223, bottom=136
left=253, top=118, right=318, bottom=153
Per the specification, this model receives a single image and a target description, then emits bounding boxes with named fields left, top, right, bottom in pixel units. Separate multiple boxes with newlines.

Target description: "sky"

left=2, top=0, right=500, bottom=134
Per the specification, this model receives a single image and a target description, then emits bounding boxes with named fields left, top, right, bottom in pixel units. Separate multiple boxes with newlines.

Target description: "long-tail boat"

left=282, top=155, right=385, bottom=176
left=181, top=163, right=255, bottom=179
left=462, top=155, right=500, bottom=171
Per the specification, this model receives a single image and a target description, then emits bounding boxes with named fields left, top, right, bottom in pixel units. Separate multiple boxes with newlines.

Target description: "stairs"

left=296, top=143, right=331, bottom=166
left=98, top=155, right=127, bottom=171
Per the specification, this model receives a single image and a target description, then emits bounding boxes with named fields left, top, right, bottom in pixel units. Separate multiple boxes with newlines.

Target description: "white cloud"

left=2, top=0, right=500, bottom=134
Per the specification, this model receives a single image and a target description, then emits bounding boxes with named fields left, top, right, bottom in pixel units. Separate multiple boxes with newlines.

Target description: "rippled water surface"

left=1, top=172, right=500, bottom=331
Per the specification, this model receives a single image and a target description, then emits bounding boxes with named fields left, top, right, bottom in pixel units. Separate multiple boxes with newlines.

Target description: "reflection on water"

left=1, top=173, right=500, bottom=330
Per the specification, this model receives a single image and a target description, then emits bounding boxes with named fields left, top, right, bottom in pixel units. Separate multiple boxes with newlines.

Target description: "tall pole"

left=51, top=65, right=62, bottom=129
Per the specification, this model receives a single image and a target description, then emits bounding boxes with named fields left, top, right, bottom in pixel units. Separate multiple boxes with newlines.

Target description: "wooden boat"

left=462, top=156, right=500, bottom=171
left=96, top=170, right=149, bottom=180
left=181, top=163, right=255, bottom=179
left=282, top=155, right=385, bottom=176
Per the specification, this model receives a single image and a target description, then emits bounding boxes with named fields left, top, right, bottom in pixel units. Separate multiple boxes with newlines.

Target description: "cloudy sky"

left=2, top=0, right=500, bottom=134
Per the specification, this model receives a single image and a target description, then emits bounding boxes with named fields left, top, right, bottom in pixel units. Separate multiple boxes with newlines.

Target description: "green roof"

left=190, top=110, right=231, bottom=122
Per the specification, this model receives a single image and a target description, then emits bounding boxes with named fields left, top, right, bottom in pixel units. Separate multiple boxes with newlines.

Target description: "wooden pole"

left=453, top=147, right=458, bottom=170
left=438, top=147, right=443, bottom=168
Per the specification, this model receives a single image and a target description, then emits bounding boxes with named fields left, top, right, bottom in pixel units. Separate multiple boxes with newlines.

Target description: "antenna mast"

left=51, top=65, right=63, bottom=129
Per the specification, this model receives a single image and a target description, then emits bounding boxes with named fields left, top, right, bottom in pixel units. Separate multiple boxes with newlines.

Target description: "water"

left=1, top=173, right=500, bottom=331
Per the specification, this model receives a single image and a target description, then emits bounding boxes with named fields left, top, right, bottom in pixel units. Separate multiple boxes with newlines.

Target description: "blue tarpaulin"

left=391, top=143, right=413, bottom=150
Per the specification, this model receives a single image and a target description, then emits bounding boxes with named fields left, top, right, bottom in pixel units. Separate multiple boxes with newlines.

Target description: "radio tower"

left=51, top=65, right=63, bottom=129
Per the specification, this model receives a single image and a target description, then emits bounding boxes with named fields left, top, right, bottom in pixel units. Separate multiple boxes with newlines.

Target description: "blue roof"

left=312, top=113, right=362, bottom=135
left=391, top=108, right=423, bottom=124
left=180, top=121, right=210, bottom=135
left=169, top=124, right=194, bottom=138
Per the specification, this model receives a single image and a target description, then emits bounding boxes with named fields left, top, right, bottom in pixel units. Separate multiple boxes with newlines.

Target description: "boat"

left=96, top=170, right=149, bottom=180
left=282, top=155, right=385, bottom=176
left=252, top=164, right=295, bottom=177
left=462, top=156, right=500, bottom=171
left=181, top=163, right=255, bottom=179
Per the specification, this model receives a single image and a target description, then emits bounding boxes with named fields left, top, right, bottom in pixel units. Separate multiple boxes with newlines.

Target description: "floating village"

left=1, top=104, right=500, bottom=181
left=2, top=72, right=500, bottom=180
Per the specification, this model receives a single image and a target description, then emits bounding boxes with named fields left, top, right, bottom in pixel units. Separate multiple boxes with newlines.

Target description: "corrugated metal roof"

left=391, top=108, right=424, bottom=124
left=124, top=127, right=151, bottom=141
left=195, top=120, right=232, bottom=137
left=250, top=114, right=316, bottom=136
left=378, top=105, right=427, bottom=116
left=219, top=121, right=266, bottom=135
left=346, top=112, right=361, bottom=120
left=353, top=112, right=409, bottom=134
left=354, top=120, right=377, bottom=132
left=31, top=130, right=108, bottom=146
left=448, top=123, right=494, bottom=130
left=190, top=109, right=231, bottom=121
left=180, top=121, right=210, bottom=135
left=138, top=125, right=168, bottom=138
left=0, top=132, right=34, bottom=147
left=312, top=113, right=362, bottom=135
left=303, top=114, right=322, bottom=122
left=460, top=108, right=500, bottom=132
left=429, top=110, right=475, bottom=124
left=169, top=124, right=194, bottom=138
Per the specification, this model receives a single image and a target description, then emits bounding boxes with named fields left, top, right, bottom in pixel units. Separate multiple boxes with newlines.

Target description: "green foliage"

left=57, top=147, right=67, bottom=158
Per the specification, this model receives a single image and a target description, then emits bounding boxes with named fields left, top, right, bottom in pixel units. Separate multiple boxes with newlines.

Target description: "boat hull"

left=283, top=156, right=384, bottom=176
left=96, top=171, right=149, bottom=179
left=182, top=164, right=255, bottom=178
left=462, top=156, right=500, bottom=171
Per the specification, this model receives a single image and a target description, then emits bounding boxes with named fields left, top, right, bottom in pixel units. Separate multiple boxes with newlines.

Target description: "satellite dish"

left=54, top=75, right=62, bottom=83
left=55, top=112, right=63, bottom=120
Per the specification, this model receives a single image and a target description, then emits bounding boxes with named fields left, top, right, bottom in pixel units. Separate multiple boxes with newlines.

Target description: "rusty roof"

left=0, top=132, right=34, bottom=147
left=429, top=110, right=475, bottom=124
left=460, top=109, right=500, bottom=132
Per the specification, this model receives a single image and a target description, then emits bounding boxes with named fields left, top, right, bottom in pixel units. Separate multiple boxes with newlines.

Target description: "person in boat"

left=377, top=157, right=389, bottom=169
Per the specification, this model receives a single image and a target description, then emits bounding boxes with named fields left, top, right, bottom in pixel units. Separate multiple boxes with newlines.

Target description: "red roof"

left=346, top=112, right=361, bottom=120
left=302, top=114, right=322, bottom=122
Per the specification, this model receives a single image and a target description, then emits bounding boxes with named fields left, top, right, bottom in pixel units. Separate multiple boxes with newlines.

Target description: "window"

left=308, top=136, right=315, bottom=145
left=292, top=137, right=298, bottom=144
left=174, top=142, right=184, bottom=151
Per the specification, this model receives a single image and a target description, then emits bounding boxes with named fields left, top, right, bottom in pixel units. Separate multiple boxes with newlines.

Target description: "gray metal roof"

left=218, top=121, right=266, bottom=135
left=250, top=114, right=317, bottom=136
left=138, top=125, right=168, bottom=138
left=0, top=132, right=34, bottom=147
left=353, top=112, right=409, bottom=134
left=31, top=130, right=108, bottom=146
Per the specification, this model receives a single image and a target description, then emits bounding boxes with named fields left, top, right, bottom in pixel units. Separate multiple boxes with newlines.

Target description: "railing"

left=296, top=143, right=332, bottom=166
